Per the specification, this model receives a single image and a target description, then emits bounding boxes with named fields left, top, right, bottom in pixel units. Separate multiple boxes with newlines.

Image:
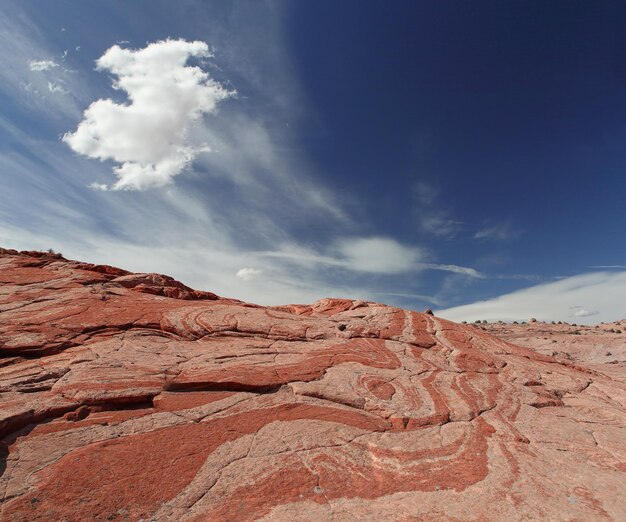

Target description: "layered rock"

left=0, top=250, right=625, bottom=521
left=479, top=320, right=626, bottom=383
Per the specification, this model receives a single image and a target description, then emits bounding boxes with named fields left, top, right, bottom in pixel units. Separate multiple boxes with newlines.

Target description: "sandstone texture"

left=1, top=250, right=625, bottom=521
left=480, top=320, right=626, bottom=383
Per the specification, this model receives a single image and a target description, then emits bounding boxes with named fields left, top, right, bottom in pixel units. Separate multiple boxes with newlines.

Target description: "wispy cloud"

left=413, top=181, right=463, bottom=237
left=236, top=267, right=262, bottom=281
left=438, top=271, right=626, bottom=324
left=28, top=59, right=58, bottom=71
left=473, top=221, right=521, bottom=241
left=420, top=263, right=483, bottom=278
left=420, top=215, right=464, bottom=237
left=0, top=10, right=83, bottom=118
left=259, top=237, right=482, bottom=277
left=47, top=81, right=67, bottom=94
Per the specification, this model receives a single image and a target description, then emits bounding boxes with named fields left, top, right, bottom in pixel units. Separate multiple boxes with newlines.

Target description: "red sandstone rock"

left=480, top=320, right=626, bottom=380
left=0, top=250, right=625, bottom=521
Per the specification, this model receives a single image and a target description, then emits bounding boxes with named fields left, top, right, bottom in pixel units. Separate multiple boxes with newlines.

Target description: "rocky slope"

left=0, top=250, right=625, bottom=521
left=479, top=320, right=626, bottom=372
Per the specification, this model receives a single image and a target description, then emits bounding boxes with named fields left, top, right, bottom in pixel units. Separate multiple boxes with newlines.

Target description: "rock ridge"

left=0, top=250, right=624, bottom=521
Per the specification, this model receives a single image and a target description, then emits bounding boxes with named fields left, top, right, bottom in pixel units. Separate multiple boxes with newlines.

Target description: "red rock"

left=0, top=250, right=625, bottom=521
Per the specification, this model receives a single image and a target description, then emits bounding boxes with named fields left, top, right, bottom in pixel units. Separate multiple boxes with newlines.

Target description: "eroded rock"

left=0, top=251, right=624, bottom=521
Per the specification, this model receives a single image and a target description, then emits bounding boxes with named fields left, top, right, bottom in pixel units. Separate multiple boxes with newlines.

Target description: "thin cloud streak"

left=371, top=292, right=443, bottom=306
left=473, top=222, right=521, bottom=241
left=419, top=263, right=484, bottom=278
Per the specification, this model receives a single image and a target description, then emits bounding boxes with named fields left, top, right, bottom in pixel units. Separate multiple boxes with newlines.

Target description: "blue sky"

left=1, top=0, right=626, bottom=324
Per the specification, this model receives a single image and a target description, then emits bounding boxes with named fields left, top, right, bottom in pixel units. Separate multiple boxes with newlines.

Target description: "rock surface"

left=479, top=320, right=626, bottom=382
left=0, top=250, right=625, bottom=521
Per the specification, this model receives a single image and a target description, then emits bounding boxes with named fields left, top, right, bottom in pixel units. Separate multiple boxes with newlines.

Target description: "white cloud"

left=258, top=237, right=422, bottom=274
left=47, top=81, right=67, bottom=94
left=236, top=267, right=262, bottom=281
left=63, top=39, right=234, bottom=190
left=1, top=6, right=362, bottom=306
left=88, top=182, right=109, bottom=191
left=420, top=263, right=483, bottom=278
left=438, top=271, right=626, bottom=324
left=28, top=59, right=58, bottom=71
left=336, top=237, right=422, bottom=273
left=0, top=12, right=84, bottom=118
left=259, top=237, right=481, bottom=278
left=1, top=5, right=487, bottom=310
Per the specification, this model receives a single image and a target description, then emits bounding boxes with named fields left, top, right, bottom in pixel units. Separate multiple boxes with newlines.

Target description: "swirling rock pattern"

left=0, top=250, right=625, bottom=521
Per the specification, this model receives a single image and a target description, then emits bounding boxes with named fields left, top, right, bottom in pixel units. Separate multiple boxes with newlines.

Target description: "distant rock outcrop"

left=481, top=319, right=626, bottom=374
left=1, top=250, right=625, bottom=521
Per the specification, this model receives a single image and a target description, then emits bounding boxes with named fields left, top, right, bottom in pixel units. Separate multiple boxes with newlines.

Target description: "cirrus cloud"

left=63, top=39, right=234, bottom=190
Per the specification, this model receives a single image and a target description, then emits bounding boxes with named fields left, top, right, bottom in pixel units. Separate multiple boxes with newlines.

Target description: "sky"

left=1, top=0, right=626, bottom=324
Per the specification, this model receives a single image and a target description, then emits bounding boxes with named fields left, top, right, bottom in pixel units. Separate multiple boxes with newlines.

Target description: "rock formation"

left=479, top=320, right=626, bottom=381
left=1, top=250, right=625, bottom=521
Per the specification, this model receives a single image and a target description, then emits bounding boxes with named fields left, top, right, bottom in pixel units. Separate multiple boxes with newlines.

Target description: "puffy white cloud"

left=236, top=267, right=262, bottom=281
left=63, top=39, right=234, bottom=190
left=438, top=271, right=626, bottom=324
left=28, top=59, right=58, bottom=71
